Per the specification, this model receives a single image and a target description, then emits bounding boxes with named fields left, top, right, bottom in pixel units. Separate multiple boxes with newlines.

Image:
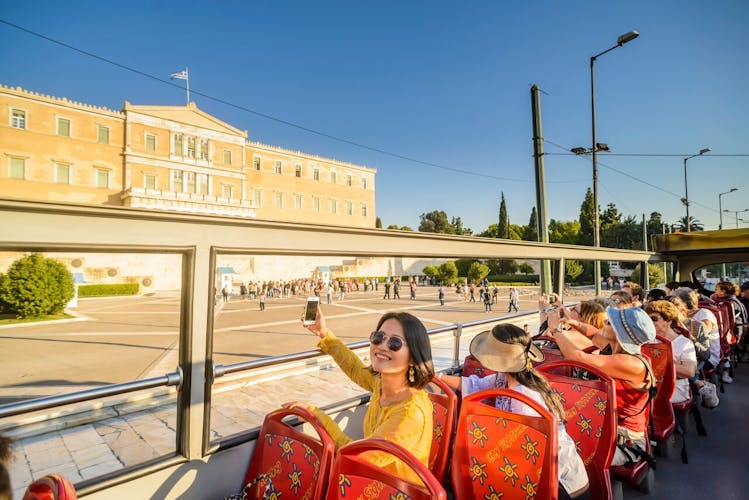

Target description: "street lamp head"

left=617, top=30, right=640, bottom=45
left=699, top=148, right=711, bottom=155
left=571, top=147, right=588, bottom=155
left=730, top=188, right=738, bottom=193
left=595, top=142, right=610, bottom=152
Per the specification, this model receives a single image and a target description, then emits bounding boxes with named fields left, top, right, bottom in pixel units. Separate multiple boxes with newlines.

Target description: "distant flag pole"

left=170, top=68, right=190, bottom=104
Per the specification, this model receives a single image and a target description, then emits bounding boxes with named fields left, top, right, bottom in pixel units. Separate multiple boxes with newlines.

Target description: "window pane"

left=11, top=109, right=26, bottom=129
left=200, top=140, right=210, bottom=160
left=56, top=163, right=70, bottom=184
left=186, top=172, right=196, bottom=193
left=275, top=161, right=282, bottom=174
left=97, top=125, right=109, bottom=144
left=313, top=169, right=320, bottom=181
left=197, top=174, right=208, bottom=195
left=253, top=190, right=262, bottom=206
left=331, top=172, right=336, bottom=183
left=222, top=184, right=233, bottom=199
left=174, top=170, right=183, bottom=192
left=313, top=197, right=320, bottom=212
left=187, top=137, right=196, bottom=158
left=144, top=174, right=156, bottom=190
left=223, top=150, right=231, bottom=165
left=146, top=134, right=156, bottom=152
left=275, top=192, right=283, bottom=207
left=174, top=134, right=183, bottom=155
left=253, top=157, right=261, bottom=170
left=295, top=165, right=302, bottom=177
left=96, top=169, right=109, bottom=188
left=294, top=194, right=302, bottom=209
left=57, top=118, right=70, bottom=137
left=347, top=175, right=352, bottom=186
left=9, top=158, right=25, bottom=179
left=361, top=204, right=368, bottom=217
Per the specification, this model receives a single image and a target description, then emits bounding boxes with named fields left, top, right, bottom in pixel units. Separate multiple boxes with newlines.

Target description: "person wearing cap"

left=440, top=324, right=589, bottom=500
left=551, top=306, right=656, bottom=467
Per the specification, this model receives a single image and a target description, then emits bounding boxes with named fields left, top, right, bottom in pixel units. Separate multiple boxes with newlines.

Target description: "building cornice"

left=247, top=140, right=376, bottom=174
left=0, top=84, right=124, bottom=118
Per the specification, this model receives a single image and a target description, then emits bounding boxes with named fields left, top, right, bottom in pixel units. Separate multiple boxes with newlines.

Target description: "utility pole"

left=531, top=85, right=552, bottom=296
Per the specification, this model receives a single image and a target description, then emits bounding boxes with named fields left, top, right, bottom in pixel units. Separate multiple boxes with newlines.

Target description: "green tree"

left=508, top=224, right=524, bottom=241
left=0, top=253, right=75, bottom=318
left=419, top=210, right=453, bottom=233
left=467, top=262, right=490, bottom=283
left=478, top=224, right=498, bottom=238
left=565, top=259, right=584, bottom=283
left=675, top=216, right=704, bottom=232
left=387, top=225, right=413, bottom=231
left=579, top=188, right=595, bottom=246
left=438, top=261, right=458, bottom=284
left=629, top=263, right=665, bottom=288
left=549, top=219, right=581, bottom=245
left=451, top=216, right=472, bottom=235
left=454, top=259, right=475, bottom=277
left=518, top=263, right=534, bottom=275
left=375, top=217, right=382, bottom=229
left=497, top=192, right=510, bottom=239
left=523, top=207, right=539, bottom=241
left=422, top=265, right=439, bottom=277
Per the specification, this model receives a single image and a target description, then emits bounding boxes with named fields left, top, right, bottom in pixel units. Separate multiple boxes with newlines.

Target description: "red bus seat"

left=326, top=438, right=446, bottom=500
left=642, top=335, right=676, bottom=455
left=426, top=376, right=458, bottom=483
left=537, top=360, right=617, bottom=500
left=241, top=406, right=334, bottom=500
left=451, top=388, right=559, bottom=500
left=22, top=474, right=77, bottom=500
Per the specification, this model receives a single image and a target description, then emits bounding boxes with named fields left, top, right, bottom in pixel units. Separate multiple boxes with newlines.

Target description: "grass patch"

left=0, top=312, right=74, bottom=325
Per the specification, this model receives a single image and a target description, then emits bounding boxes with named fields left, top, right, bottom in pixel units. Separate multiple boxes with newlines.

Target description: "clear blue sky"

left=2, top=1, right=747, bottom=233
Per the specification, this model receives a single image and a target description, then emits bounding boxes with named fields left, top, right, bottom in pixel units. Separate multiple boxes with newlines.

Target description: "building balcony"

left=121, top=187, right=255, bottom=218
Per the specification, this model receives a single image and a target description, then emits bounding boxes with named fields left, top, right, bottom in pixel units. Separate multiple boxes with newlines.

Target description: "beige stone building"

left=0, top=84, right=376, bottom=227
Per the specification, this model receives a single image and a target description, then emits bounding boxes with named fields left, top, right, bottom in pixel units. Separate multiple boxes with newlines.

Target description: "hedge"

left=78, top=283, right=139, bottom=297
left=486, top=274, right=539, bottom=283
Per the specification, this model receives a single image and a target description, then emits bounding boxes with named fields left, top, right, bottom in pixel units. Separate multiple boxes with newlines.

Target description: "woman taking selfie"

left=283, top=307, right=434, bottom=485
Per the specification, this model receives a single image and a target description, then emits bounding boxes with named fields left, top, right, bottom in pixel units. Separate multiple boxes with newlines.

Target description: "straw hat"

left=469, top=327, right=544, bottom=373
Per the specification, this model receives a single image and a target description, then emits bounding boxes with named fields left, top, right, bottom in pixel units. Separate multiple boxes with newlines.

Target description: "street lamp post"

left=718, top=188, right=738, bottom=230
left=588, top=29, right=639, bottom=295
left=682, top=148, right=711, bottom=232
left=724, top=208, right=749, bottom=229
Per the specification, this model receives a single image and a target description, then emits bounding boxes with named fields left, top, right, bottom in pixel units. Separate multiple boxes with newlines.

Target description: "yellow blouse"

left=310, top=331, right=433, bottom=486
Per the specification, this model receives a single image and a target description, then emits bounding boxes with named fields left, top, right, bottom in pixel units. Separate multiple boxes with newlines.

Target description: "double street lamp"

left=724, top=208, right=749, bottom=229
left=573, top=29, right=639, bottom=295
left=718, top=188, right=738, bottom=230
left=682, top=148, right=711, bottom=232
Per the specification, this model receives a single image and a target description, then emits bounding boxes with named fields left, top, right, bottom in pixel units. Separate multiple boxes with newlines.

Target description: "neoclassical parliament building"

left=0, top=84, right=376, bottom=227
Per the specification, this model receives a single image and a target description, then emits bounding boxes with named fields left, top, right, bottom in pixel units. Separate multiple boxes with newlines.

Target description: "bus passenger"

left=440, top=324, right=589, bottom=500
left=551, top=306, right=656, bottom=467
left=284, top=308, right=434, bottom=485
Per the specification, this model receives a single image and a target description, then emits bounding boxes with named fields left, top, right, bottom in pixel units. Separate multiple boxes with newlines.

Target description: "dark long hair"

left=376, top=312, right=435, bottom=389
left=493, top=324, right=566, bottom=421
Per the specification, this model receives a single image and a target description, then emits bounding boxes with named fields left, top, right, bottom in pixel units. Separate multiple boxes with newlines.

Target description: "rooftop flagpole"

left=170, top=68, right=190, bottom=105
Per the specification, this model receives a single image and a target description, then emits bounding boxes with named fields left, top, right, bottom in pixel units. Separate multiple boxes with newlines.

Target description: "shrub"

left=0, top=253, right=75, bottom=318
left=78, top=283, right=140, bottom=297
left=487, top=274, right=539, bottom=284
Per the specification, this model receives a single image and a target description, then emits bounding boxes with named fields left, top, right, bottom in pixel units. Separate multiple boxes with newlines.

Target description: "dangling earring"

left=408, top=366, right=415, bottom=383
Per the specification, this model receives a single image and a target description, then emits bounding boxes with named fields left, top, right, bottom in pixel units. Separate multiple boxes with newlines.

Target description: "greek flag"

left=170, top=69, right=189, bottom=80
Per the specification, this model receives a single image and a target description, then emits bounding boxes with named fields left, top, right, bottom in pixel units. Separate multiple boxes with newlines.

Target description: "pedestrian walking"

left=383, top=281, right=391, bottom=299
left=221, top=285, right=230, bottom=303
left=259, top=291, right=266, bottom=311
left=483, top=289, right=492, bottom=312
left=508, top=287, right=519, bottom=312
left=438, top=285, right=445, bottom=306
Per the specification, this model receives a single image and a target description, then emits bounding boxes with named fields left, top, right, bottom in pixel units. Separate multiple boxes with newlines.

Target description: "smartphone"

left=303, top=296, right=319, bottom=325
left=600, top=344, right=613, bottom=355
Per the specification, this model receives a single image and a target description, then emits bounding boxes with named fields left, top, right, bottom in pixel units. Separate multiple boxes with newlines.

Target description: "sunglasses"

left=649, top=316, right=662, bottom=322
left=370, top=331, right=404, bottom=352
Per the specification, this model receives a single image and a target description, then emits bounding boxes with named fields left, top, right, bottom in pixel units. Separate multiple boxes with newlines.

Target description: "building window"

left=295, top=164, right=302, bottom=177
left=330, top=171, right=337, bottom=184
left=55, top=163, right=70, bottom=184
left=145, top=133, right=156, bottom=152
left=144, top=174, right=157, bottom=190
left=97, top=125, right=110, bottom=144
left=347, top=175, right=352, bottom=187
left=330, top=199, right=338, bottom=214
left=200, top=139, right=210, bottom=160
left=253, top=156, right=261, bottom=170
left=274, top=160, right=282, bottom=174
left=57, top=117, right=71, bottom=137
left=11, top=109, right=26, bottom=129
left=95, top=168, right=110, bottom=188
left=313, top=196, right=320, bottom=212
left=222, top=184, right=233, bottom=199
left=361, top=203, right=368, bottom=217
left=313, top=168, right=320, bottom=181
left=187, top=137, right=196, bottom=158
left=173, top=170, right=184, bottom=192
left=345, top=201, right=353, bottom=216
left=253, top=189, right=262, bottom=206
left=362, top=178, right=367, bottom=189
left=274, top=192, right=283, bottom=208
left=173, top=134, right=183, bottom=156
left=197, top=173, right=209, bottom=195
left=8, top=157, right=25, bottom=179
left=294, top=194, right=303, bottom=209
left=223, top=149, right=232, bottom=165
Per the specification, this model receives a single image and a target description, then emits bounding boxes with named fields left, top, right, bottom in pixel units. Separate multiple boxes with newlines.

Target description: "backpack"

left=685, top=318, right=711, bottom=362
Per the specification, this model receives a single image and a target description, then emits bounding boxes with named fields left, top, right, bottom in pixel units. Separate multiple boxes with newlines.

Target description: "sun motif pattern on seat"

left=252, top=432, right=321, bottom=498
left=642, top=336, right=676, bottom=445
left=334, top=474, right=412, bottom=499
left=426, top=376, right=457, bottom=483
left=452, top=388, right=557, bottom=500
left=429, top=399, right=448, bottom=470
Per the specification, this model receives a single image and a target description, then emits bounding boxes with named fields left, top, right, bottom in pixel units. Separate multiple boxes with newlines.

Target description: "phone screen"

left=304, top=299, right=319, bottom=323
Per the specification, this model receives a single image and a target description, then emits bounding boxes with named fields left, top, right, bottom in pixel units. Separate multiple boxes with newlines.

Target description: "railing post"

left=452, top=323, right=463, bottom=369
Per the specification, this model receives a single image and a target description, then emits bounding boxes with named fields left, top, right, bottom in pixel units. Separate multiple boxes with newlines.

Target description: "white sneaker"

left=722, top=371, right=733, bottom=384
left=699, top=382, right=719, bottom=408
left=722, top=359, right=731, bottom=369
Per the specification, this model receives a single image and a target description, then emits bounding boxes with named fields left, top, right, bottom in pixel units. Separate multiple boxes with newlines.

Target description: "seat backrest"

left=462, top=353, right=496, bottom=378
left=426, top=376, right=458, bottom=483
left=451, top=388, right=558, bottom=500
left=641, top=336, right=676, bottom=439
left=243, top=406, right=335, bottom=500
left=22, top=474, right=77, bottom=500
left=714, top=299, right=738, bottom=340
left=326, top=438, right=446, bottom=500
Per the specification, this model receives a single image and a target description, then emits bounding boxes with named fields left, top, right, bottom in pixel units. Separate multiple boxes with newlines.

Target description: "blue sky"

left=1, top=1, right=747, bottom=233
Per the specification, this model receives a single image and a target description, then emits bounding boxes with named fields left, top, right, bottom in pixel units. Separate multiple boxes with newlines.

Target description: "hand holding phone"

left=303, top=297, right=319, bottom=325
